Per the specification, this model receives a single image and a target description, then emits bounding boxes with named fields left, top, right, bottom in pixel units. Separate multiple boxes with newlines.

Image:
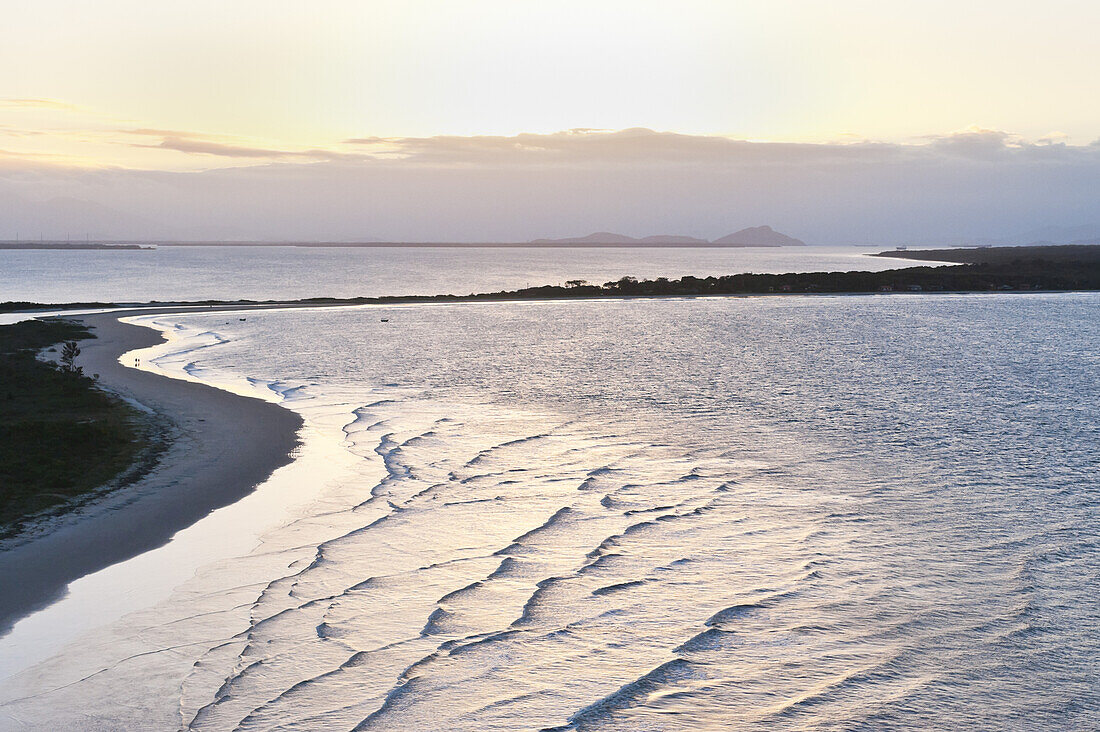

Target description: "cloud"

left=151, top=136, right=304, bottom=159
left=130, top=132, right=370, bottom=162
left=0, top=125, right=47, bottom=138
left=0, top=147, right=88, bottom=166
left=2, top=127, right=1099, bottom=244
left=919, top=126, right=1021, bottom=160
left=344, top=127, right=888, bottom=166
left=0, top=98, right=81, bottom=111
left=1037, top=131, right=1071, bottom=146
left=340, top=126, right=1099, bottom=168
left=125, top=128, right=214, bottom=139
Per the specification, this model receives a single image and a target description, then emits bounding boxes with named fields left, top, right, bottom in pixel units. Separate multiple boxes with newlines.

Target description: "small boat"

left=239, top=318, right=246, bottom=321
left=380, top=318, right=389, bottom=322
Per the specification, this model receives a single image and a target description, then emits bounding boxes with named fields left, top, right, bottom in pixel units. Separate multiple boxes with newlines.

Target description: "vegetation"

left=0, top=301, right=118, bottom=314
left=0, top=247, right=1094, bottom=533
left=450, top=259, right=1100, bottom=299
left=4, top=247, right=1099, bottom=317
left=59, top=341, right=83, bottom=374
left=874, top=244, right=1100, bottom=266
left=0, top=319, right=158, bottom=536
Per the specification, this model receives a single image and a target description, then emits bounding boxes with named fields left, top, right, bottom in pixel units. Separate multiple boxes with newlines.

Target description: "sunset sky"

left=2, top=1, right=1099, bottom=242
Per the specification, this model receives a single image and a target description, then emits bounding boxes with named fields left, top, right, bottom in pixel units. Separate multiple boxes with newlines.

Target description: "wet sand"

left=0, top=311, right=303, bottom=633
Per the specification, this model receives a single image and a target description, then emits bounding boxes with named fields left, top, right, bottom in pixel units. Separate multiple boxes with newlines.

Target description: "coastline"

left=0, top=311, right=302, bottom=634
left=5, top=252, right=1098, bottom=317
left=1, top=274, right=1094, bottom=634
left=0, top=293, right=1096, bottom=727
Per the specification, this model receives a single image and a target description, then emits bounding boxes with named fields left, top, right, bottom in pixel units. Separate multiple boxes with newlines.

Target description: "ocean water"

left=0, top=245, right=922, bottom=303
left=1, top=293, right=1098, bottom=730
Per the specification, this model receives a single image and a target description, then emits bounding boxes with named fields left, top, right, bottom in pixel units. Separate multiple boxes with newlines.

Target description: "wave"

left=591, top=579, right=646, bottom=596
left=541, top=657, right=699, bottom=731
left=496, top=507, right=577, bottom=555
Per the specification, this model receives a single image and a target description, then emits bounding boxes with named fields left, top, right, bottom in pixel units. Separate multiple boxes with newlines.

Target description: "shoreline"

left=4, top=245, right=1098, bottom=316
left=1, top=285, right=1092, bottom=323
left=5, top=256, right=1099, bottom=316
left=0, top=310, right=302, bottom=634
left=3, top=280, right=1097, bottom=634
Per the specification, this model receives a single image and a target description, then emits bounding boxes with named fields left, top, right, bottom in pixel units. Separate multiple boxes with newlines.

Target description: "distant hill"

left=531, top=232, right=636, bottom=244
left=637, top=234, right=711, bottom=244
left=530, top=232, right=707, bottom=245
left=712, top=226, right=806, bottom=247
left=531, top=227, right=804, bottom=246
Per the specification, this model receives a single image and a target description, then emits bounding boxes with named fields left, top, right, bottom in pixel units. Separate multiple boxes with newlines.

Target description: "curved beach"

left=0, top=310, right=303, bottom=633
left=0, top=295, right=1098, bottom=730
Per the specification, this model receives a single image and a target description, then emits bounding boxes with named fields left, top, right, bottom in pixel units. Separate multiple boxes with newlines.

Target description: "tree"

left=605, top=276, right=638, bottom=291
left=59, top=341, right=83, bottom=375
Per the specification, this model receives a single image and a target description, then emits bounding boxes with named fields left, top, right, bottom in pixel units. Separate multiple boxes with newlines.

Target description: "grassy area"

left=0, top=319, right=159, bottom=536
left=0, top=301, right=117, bottom=314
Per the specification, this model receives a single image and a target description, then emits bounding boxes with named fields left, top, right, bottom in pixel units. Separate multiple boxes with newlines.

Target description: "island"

left=711, top=226, right=805, bottom=247
left=530, top=225, right=806, bottom=247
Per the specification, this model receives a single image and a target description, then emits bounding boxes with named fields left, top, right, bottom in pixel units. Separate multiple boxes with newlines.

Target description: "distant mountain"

left=712, top=226, right=806, bottom=247
left=530, top=232, right=638, bottom=244
left=636, top=234, right=711, bottom=244
left=532, top=232, right=710, bottom=245
left=530, top=228, right=802, bottom=246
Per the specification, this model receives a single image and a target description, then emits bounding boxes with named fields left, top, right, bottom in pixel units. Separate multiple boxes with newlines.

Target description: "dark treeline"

left=4, top=254, right=1100, bottom=315
left=0, top=301, right=117, bottom=314
left=459, top=259, right=1100, bottom=300
left=337, top=257, right=1099, bottom=302
left=874, top=244, right=1100, bottom=265
left=2, top=254, right=1095, bottom=528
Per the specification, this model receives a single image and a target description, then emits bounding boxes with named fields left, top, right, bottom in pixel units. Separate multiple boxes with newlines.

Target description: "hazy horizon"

left=4, top=1, right=1100, bottom=245
left=2, top=127, right=1099, bottom=245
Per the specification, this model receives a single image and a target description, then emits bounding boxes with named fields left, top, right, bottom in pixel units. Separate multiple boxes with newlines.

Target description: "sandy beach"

left=0, top=310, right=303, bottom=633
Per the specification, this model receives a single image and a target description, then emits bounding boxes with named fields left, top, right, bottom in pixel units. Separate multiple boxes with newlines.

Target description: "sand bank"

left=0, top=310, right=302, bottom=633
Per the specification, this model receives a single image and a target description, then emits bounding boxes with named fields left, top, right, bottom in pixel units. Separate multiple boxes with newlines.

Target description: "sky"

left=2, top=0, right=1099, bottom=243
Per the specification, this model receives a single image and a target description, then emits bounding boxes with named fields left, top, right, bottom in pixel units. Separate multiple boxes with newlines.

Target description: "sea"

left=0, top=246, right=1097, bottom=730
left=2, top=244, right=917, bottom=304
